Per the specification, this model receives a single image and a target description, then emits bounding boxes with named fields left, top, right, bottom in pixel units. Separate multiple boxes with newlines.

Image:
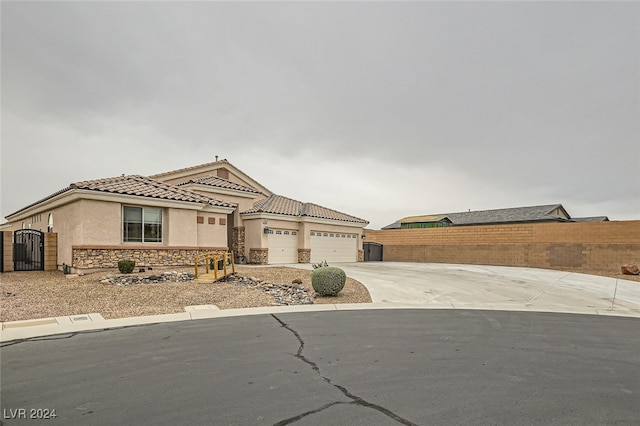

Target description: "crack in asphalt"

left=0, top=323, right=164, bottom=347
left=271, top=314, right=419, bottom=426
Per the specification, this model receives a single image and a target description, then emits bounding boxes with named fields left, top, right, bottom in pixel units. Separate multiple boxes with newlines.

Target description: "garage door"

left=310, top=231, right=358, bottom=263
left=268, top=229, right=298, bottom=264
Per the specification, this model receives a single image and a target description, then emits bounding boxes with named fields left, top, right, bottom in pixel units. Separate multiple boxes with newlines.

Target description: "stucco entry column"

left=298, top=221, right=312, bottom=263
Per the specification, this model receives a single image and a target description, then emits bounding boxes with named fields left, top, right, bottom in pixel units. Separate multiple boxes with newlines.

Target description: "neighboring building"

left=2, top=159, right=368, bottom=271
left=382, top=204, right=608, bottom=229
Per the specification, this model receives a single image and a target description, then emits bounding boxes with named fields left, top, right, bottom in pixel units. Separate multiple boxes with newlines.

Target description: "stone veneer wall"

left=298, top=248, right=311, bottom=264
left=232, top=226, right=246, bottom=263
left=358, top=249, right=364, bottom=263
left=72, top=246, right=227, bottom=269
left=249, top=248, right=268, bottom=265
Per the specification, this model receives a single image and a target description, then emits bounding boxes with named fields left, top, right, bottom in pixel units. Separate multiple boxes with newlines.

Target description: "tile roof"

left=70, top=175, right=233, bottom=207
left=242, top=195, right=368, bottom=224
left=178, top=175, right=263, bottom=194
left=7, top=175, right=232, bottom=217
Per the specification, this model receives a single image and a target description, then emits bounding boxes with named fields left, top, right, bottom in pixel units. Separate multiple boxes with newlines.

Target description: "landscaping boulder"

left=621, top=263, right=640, bottom=275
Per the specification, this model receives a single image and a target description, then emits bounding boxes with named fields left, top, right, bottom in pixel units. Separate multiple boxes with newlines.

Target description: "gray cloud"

left=2, top=1, right=638, bottom=229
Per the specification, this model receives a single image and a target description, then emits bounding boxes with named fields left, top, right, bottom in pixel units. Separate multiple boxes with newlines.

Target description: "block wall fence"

left=0, top=231, right=57, bottom=272
left=364, top=221, right=640, bottom=274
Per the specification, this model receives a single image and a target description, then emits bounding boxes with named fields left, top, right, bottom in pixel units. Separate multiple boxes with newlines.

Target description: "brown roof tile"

left=70, top=175, right=233, bottom=207
left=7, top=175, right=233, bottom=217
left=179, top=175, right=262, bottom=194
left=242, top=195, right=368, bottom=224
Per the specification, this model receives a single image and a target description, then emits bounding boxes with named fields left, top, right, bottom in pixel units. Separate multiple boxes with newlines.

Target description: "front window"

left=123, top=206, right=162, bottom=243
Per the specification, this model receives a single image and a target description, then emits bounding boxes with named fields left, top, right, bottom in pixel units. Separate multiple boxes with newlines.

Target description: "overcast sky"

left=2, top=1, right=638, bottom=229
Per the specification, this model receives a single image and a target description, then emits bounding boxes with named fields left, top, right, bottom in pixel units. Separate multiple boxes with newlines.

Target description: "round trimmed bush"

left=118, top=260, right=136, bottom=274
left=311, top=266, right=346, bottom=296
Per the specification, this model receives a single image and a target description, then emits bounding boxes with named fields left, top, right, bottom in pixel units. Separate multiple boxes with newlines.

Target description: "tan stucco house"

left=2, top=159, right=368, bottom=272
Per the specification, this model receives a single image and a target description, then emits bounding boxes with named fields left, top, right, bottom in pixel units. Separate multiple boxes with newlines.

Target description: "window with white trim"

left=123, top=206, right=162, bottom=243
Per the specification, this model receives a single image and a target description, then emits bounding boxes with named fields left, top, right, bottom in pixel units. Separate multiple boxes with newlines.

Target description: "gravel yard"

left=0, top=266, right=372, bottom=322
left=2, top=265, right=636, bottom=323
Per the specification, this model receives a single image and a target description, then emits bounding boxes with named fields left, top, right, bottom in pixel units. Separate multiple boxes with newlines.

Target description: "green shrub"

left=118, top=260, right=136, bottom=274
left=311, top=266, right=346, bottom=296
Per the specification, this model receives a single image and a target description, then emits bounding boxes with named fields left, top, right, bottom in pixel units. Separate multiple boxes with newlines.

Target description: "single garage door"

left=310, top=231, right=358, bottom=263
left=268, top=229, right=298, bottom=264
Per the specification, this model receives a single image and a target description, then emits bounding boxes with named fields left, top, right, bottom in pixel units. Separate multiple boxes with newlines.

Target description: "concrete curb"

left=2, top=302, right=638, bottom=343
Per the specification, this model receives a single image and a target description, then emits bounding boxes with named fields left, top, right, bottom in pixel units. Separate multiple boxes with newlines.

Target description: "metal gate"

left=363, top=242, right=383, bottom=262
left=13, top=229, right=44, bottom=271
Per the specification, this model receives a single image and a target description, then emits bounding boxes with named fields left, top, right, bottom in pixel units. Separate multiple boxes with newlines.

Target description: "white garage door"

left=268, top=229, right=298, bottom=264
left=310, top=231, right=358, bottom=263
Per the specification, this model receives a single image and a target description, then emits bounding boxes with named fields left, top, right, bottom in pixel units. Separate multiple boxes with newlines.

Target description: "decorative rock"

left=621, top=263, right=640, bottom=275
left=98, top=272, right=315, bottom=305
left=103, top=272, right=196, bottom=285
left=219, top=275, right=314, bottom=305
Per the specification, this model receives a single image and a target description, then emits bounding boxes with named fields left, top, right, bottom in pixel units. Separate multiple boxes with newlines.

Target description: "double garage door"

left=310, top=231, right=357, bottom=263
left=267, top=229, right=358, bottom=264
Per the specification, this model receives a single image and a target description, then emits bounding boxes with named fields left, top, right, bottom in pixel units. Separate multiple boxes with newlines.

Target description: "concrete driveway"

left=294, top=262, right=640, bottom=317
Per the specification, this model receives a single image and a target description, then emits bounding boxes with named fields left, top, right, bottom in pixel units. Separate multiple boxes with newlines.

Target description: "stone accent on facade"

left=232, top=226, right=246, bottom=263
left=249, top=248, right=269, bottom=265
left=297, top=248, right=311, bottom=264
left=72, top=246, right=227, bottom=269
left=358, top=249, right=364, bottom=262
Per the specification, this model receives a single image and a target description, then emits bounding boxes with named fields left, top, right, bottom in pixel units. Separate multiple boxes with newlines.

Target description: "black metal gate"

left=363, top=242, right=383, bottom=262
left=13, top=229, right=44, bottom=271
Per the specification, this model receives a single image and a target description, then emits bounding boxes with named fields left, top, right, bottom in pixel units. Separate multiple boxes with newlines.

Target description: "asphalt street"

left=2, top=310, right=639, bottom=425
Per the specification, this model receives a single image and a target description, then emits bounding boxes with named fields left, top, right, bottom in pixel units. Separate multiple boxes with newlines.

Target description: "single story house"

left=2, top=159, right=368, bottom=272
left=382, top=204, right=609, bottom=229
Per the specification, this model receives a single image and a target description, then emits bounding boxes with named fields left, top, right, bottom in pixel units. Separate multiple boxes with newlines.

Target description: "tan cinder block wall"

left=2, top=231, right=13, bottom=272
left=365, top=221, right=640, bottom=273
left=44, top=233, right=58, bottom=271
